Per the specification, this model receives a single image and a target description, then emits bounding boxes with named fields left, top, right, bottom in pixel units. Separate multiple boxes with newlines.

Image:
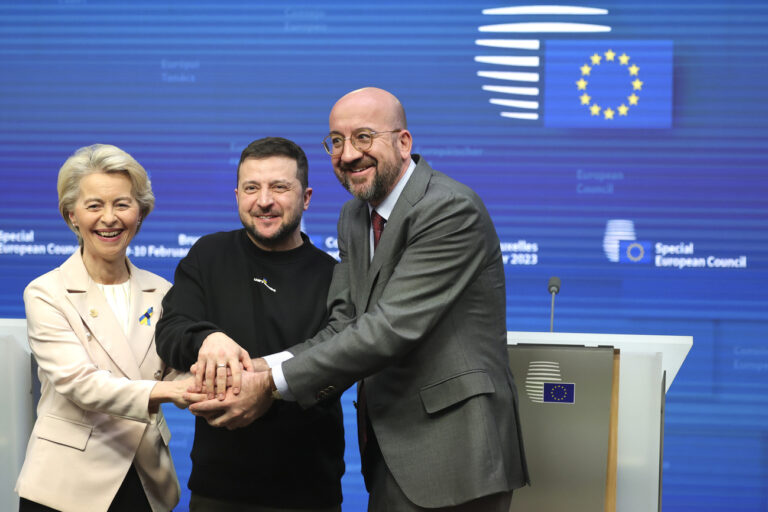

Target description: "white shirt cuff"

left=262, top=351, right=293, bottom=367
left=263, top=351, right=295, bottom=401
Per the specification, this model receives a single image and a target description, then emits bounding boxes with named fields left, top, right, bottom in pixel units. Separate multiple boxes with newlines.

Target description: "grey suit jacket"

left=283, top=155, right=528, bottom=507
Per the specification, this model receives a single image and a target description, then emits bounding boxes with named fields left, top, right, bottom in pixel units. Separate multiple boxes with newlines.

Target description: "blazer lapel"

left=61, top=252, right=142, bottom=380
left=126, top=260, right=162, bottom=371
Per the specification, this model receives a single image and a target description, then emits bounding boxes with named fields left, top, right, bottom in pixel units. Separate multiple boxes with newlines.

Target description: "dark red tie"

left=357, top=210, right=386, bottom=459
left=371, top=209, right=386, bottom=250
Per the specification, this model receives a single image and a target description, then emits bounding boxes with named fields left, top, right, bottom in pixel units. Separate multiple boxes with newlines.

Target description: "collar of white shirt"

left=368, top=158, right=416, bottom=258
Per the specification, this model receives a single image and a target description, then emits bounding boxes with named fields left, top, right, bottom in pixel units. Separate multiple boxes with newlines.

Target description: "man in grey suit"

left=189, top=87, right=528, bottom=511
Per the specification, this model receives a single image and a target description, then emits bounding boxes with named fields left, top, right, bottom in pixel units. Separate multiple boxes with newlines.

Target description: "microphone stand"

left=547, top=276, right=561, bottom=332
left=550, top=291, right=556, bottom=333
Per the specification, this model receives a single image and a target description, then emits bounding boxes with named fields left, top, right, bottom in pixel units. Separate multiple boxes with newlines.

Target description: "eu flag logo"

left=544, top=40, right=673, bottom=128
left=619, top=240, right=652, bottom=263
left=543, top=383, right=575, bottom=403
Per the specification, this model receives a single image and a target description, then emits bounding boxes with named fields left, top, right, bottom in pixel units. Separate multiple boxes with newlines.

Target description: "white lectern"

left=0, top=319, right=33, bottom=512
left=507, top=331, right=692, bottom=512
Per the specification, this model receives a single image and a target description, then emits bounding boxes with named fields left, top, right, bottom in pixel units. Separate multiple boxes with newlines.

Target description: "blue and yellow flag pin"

left=139, top=306, right=154, bottom=326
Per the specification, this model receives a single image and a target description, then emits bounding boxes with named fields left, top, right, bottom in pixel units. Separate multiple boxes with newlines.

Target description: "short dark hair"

left=237, top=137, right=308, bottom=189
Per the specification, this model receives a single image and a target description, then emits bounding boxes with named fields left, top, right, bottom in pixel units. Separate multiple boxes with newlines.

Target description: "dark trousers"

left=19, top=464, right=153, bottom=512
left=189, top=493, right=341, bottom=512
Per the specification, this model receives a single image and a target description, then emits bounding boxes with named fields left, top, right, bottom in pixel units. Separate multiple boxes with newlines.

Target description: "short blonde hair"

left=57, top=144, right=155, bottom=243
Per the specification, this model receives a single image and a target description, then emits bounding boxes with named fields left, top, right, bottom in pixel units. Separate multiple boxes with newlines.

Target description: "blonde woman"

left=16, top=144, right=197, bottom=512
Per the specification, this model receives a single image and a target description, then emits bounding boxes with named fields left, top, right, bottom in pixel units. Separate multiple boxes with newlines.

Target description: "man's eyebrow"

left=240, top=179, right=293, bottom=185
left=328, top=127, right=375, bottom=135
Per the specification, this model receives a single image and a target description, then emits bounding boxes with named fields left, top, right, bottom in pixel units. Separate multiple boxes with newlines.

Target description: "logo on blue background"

left=619, top=240, right=652, bottom=263
left=474, top=6, right=673, bottom=126
left=544, top=40, right=673, bottom=127
left=603, top=219, right=636, bottom=262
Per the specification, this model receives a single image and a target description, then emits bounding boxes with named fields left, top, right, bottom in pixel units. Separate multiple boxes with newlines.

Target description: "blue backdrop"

left=1, top=1, right=766, bottom=510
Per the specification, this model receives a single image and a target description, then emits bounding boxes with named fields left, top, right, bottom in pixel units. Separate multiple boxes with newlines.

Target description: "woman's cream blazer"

left=15, top=251, right=180, bottom=512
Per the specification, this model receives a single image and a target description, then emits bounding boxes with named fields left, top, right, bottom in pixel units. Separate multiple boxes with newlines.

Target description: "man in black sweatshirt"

left=156, top=137, right=345, bottom=511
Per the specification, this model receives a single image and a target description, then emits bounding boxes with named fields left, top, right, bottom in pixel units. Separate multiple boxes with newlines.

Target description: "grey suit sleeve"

left=283, top=188, right=494, bottom=406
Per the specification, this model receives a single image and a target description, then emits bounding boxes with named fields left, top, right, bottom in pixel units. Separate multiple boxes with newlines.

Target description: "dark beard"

left=337, top=157, right=401, bottom=204
left=243, top=212, right=302, bottom=250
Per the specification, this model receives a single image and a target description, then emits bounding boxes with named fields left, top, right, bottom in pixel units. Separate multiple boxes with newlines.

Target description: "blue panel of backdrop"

left=1, top=1, right=766, bottom=510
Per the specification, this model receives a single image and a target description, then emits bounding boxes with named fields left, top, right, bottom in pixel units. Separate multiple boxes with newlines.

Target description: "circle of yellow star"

left=576, top=49, right=643, bottom=121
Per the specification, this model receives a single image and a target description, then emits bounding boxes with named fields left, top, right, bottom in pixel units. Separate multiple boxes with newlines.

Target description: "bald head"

left=330, top=87, right=407, bottom=130
left=327, top=87, right=414, bottom=205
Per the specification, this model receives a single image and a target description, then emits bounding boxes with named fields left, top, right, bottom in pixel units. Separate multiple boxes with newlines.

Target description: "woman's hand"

left=149, top=376, right=207, bottom=410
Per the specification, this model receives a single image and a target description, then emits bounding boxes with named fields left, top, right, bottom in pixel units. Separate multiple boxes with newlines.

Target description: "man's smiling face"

left=236, top=155, right=311, bottom=251
left=328, top=89, right=411, bottom=206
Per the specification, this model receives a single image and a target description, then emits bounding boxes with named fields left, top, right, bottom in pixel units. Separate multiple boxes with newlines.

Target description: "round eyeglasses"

left=322, top=129, right=402, bottom=156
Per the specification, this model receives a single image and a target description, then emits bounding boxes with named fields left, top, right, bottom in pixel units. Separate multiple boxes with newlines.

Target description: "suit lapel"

left=347, top=200, right=371, bottom=311
left=61, top=252, right=142, bottom=380
left=362, top=156, right=432, bottom=311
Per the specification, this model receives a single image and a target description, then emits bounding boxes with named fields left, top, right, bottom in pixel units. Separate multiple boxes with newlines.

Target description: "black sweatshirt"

left=156, top=229, right=344, bottom=508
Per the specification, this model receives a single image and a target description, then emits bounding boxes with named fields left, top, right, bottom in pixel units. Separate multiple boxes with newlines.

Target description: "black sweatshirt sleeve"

left=155, top=244, right=222, bottom=371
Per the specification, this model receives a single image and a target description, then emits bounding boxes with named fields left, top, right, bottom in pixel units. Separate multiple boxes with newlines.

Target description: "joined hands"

left=185, top=369, right=273, bottom=430
left=182, top=332, right=274, bottom=430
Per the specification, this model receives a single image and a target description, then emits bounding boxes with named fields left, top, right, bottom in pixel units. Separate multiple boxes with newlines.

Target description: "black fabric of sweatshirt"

left=156, top=229, right=344, bottom=508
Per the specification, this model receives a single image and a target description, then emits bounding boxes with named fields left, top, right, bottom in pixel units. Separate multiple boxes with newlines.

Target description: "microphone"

left=548, top=277, right=561, bottom=332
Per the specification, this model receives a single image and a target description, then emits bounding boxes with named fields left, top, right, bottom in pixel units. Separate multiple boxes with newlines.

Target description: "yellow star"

left=576, top=78, right=588, bottom=90
left=604, top=108, right=615, bottom=120
left=605, top=49, right=616, bottom=61
left=580, top=64, right=592, bottom=76
left=629, top=64, right=640, bottom=76
left=628, top=94, right=639, bottom=105
left=580, top=93, right=591, bottom=105
left=590, top=53, right=602, bottom=65
left=590, top=103, right=601, bottom=116
left=632, top=78, right=644, bottom=90
left=619, top=53, right=630, bottom=65
left=618, top=104, right=629, bottom=116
